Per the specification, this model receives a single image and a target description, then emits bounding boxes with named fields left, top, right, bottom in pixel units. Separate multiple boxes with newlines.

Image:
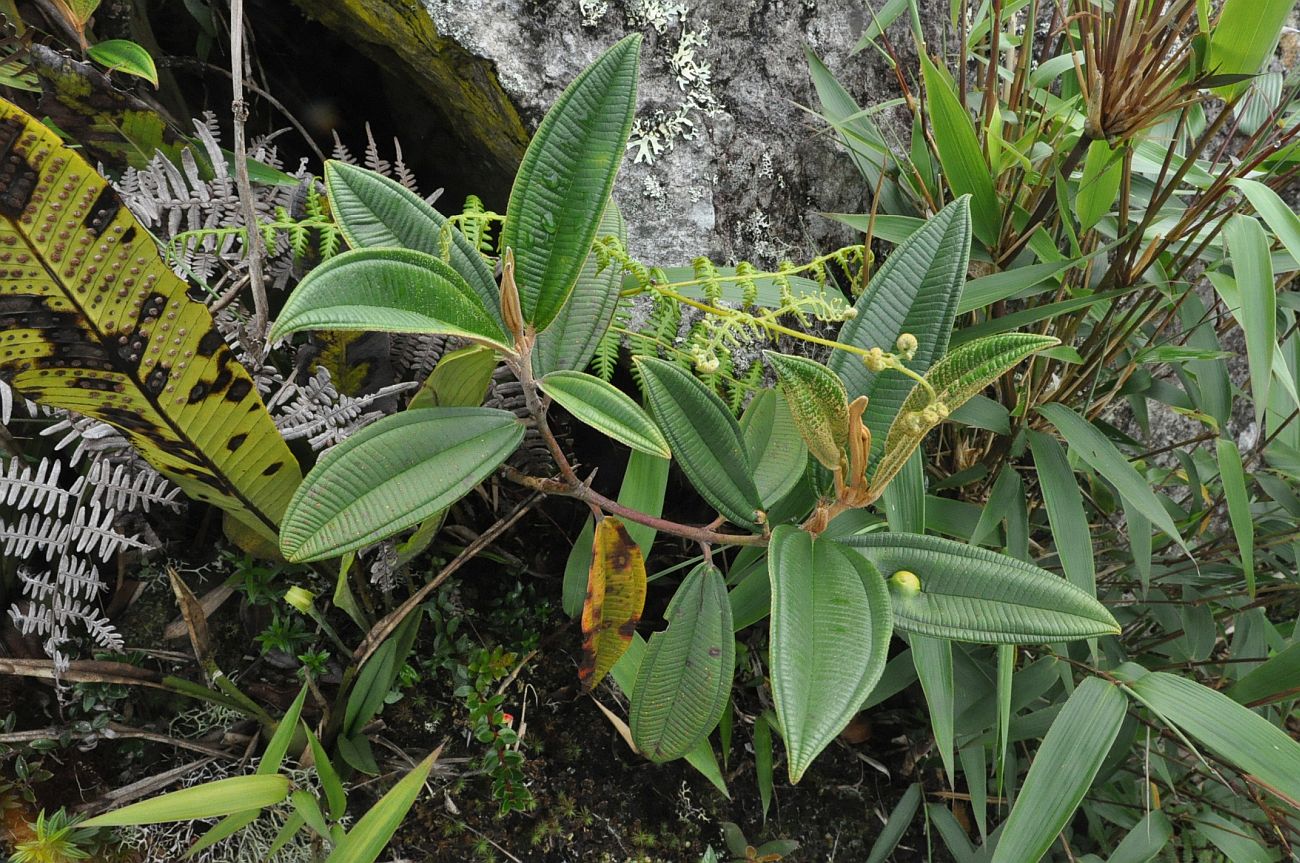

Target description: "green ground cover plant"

left=0, top=0, right=1296, bottom=859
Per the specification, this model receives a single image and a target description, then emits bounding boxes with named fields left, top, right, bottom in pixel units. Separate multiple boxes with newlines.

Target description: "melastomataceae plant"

left=262, top=35, right=1110, bottom=784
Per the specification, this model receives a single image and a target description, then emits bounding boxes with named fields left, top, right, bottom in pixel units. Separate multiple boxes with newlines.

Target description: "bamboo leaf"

left=842, top=532, right=1119, bottom=642
left=635, top=356, right=762, bottom=528
left=1076, top=139, right=1123, bottom=232
left=769, top=526, right=893, bottom=782
left=534, top=201, right=626, bottom=374
left=82, top=775, right=290, bottom=826
left=1038, top=403, right=1186, bottom=551
left=580, top=516, right=648, bottom=690
left=912, top=634, right=956, bottom=784
left=500, top=35, right=641, bottom=331
left=830, top=198, right=972, bottom=471
left=866, top=783, right=922, bottom=863
left=0, top=102, right=302, bottom=541
left=323, top=160, right=501, bottom=325
left=1228, top=640, right=1300, bottom=707
left=1108, top=811, right=1174, bottom=863
left=279, top=408, right=524, bottom=561
left=921, top=55, right=999, bottom=245
left=542, top=370, right=671, bottom=458
left=740, top=389, right=808, bottom=507
left=325, top=750, right=438, bottom=863
left=1222, top=215, right=1276, bottom=429
left=269, top=249, right=510, bottom=350
left=991, top=677, right=1127, bottom=863
left=1216, top=438, right=1254, bottom=597
left=630, top=563, right=734, bottom=762
left=1231, top=178, right=1300, bottom=267
left=872, top=333, right=1058, bottom=494
left=1028, top=430, right=1096, bottom=596
left=1208, top=0, right=1294, bottom=98
left=764, top=351, right=850, bottom=469
left=1117, top=666, right=1300, bottom=807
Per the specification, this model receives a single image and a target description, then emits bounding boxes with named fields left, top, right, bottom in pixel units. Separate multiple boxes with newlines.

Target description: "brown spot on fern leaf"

left=0, top=100, right=302, bottom=539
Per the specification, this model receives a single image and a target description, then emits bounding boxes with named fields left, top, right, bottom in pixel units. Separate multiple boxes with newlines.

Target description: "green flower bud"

left=896, top=333, right=918, bottom=359
left=889, top=570, right=922, bottom=598
left=863, top=347, right=888, bottom=373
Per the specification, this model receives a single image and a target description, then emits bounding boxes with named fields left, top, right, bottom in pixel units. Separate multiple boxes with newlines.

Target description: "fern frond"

left=87, top=461, right=181, bottom=513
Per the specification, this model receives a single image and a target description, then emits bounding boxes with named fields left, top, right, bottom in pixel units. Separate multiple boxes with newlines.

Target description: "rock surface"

left=300, top=0, right=942, bottom=267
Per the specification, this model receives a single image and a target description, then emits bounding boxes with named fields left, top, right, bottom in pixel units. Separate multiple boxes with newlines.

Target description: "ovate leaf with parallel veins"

left=541, top=370, right=670, bottom=458
left=872, top=333, right=1058, bottom=495
left=768, top=526, right=892, bottom=782
left=500, top=35, right=641, bottom=331
left=323, top=160, right=502, bottom=329
left=829, top=197, right=972, bottom=470
left=0, top=101, right=301, bottom=540
left=279, top=408, right=523, bottom=562
left=534, top=201, right=626, bottom=375
left=842, top=532, right=1119, bottom=642
left=580, top=516, right=648, bottom=690
left=740, top=389, right=808, bottom=507
left=630, top=562, right=734, bottom=762
left=635, top=356, right=763, bottom=529
left=269, top=249, right=510, bottom=350
left=764, top=351, right=850, bottom=470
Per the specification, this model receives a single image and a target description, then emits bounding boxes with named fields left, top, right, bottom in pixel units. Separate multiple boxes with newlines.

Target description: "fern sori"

left=0, top=99, right=302, bottom=539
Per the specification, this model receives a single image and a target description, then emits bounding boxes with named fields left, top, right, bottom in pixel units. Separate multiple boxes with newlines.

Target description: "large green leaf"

left=1117, top=665, right=1300, bottom=808
left=768, top=526, right=892, bottom=782
left=541, top=370, right=670, bottom=458
left=764, top=351, right=850, bottom=470
left=82, top=775, right=291, bottom=827
left=534, top=201, right=626, bottom=374
left=325, top=751, right=437, bottom=863
left=740, top=390, right=808, bottom=507
left=1038, top=403, right=1186, bottom=550
left=323, top=159, right=501, bottom=327
left=630, top=563, right=734, bottom=762
left=920, top=57, right=999, bottom=246
left=635, top=357, right=762, bottom=529
left=611, top=631, right=729, bottom=796
left=1232, top=178, right=1300, bottom=266
left=269, top=249, right=510, bottom=349
left=280, top=408, right=524, bottom=561
left=991, top=677, right=1128, bottom=863
left=842, top=533, right=1119, bottom=642
left=829, top=197, right=972, bottom=469
left=872, top=333, right=1058, bottom=494
left=1222, top=215, right=1275, bottom=428
left=500, top=35, right=641, bottom=331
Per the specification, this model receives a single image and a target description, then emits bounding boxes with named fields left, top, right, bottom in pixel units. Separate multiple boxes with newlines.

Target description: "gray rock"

left=423, top=0, right=938, bottom=266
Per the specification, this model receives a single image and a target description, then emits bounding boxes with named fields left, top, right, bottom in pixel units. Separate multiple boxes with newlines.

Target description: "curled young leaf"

left=764, top=351, right=850, bottom=470
left=871, top=332, right=1058, bottom=496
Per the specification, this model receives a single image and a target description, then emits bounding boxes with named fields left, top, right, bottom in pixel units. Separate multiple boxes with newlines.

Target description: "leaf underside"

left=0, top=100, right=301, bottom=538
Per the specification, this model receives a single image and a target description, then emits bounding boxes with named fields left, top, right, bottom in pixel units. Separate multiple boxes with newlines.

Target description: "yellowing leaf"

left=580, top=516, right=647, bottom=690
left=0, top=100, right=301, bottom=540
